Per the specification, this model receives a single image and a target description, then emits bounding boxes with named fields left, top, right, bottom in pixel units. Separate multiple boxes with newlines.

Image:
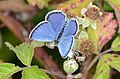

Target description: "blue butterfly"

left=29, top=10, right=78, bottom=58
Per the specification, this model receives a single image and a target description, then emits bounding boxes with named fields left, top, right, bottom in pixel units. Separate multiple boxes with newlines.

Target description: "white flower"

left=78, top=2, right=103, bottom=30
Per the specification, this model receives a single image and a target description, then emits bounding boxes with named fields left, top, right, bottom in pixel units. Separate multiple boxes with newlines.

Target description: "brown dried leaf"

left=98, top=13, right=117, bottom=50
left=88, top=13, right=117, bottom=51
left=0, top=0, right=34, bottom=12
left=27, top=0, right=48, bottom=9
left=0, top=12, right=29, bottom=42
left=27, top=0, right=37, bottom=6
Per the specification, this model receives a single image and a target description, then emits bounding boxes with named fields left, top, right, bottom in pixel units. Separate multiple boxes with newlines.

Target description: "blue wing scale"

left=58, top=18, right=78, bottom=58
left=45, top=10, right=66, bottom=36
left=58, top=37, right=73, bottom=58
left=29, top=21, right=56, bottom=42
left=62, top=18, right=78, bottom=38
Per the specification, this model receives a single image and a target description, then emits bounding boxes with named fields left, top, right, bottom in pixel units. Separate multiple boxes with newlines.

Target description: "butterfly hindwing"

left=58, top=19, right=78, bottom=58
left=58, top=37, right=73, bottom=58
left=29, top=21, right=56, bottom=42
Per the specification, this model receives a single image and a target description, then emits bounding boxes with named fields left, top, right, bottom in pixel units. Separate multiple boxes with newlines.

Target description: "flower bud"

left=79, top=31, right=88, bottom=41
left=63, top=59, right=78, bottom=74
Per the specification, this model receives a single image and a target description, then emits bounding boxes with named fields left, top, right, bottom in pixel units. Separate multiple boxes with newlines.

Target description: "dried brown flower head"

left=85, top=7, right=100, bottom=20
left=79, top=40, right=95, bottom=56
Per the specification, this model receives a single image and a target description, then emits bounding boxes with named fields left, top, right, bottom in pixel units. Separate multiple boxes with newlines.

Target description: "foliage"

left=0, top=63, right=20, bottom=79
left=22, top=66, right=50, bottom=79
left=2, top=42, right=50, bottom=79
left=56, top=0, right=92, bottom=17
left=87, top=13, right=117, bottom=51
left=111, top=36, right=120, bottom=51
left=0, top=0, right=120, bottom=79
left=93, top=54, right=120, bottom=79
left=93, top=55, right=110, bottom=79
left=5, top=42, right=34, bottom=67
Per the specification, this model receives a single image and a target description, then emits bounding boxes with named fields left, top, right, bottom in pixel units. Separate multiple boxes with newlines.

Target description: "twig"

left=81, top=55, right=94, bottom=79
left=34, top=47, right=65, bottom=79
left=0, top=12, right=28, bottom=42
left=80, top=48, right=112, bottom=79
left=66, top=73, right=82, bottom=79
left=39, top=69, right=66, bottom=79
left=19, top=67, right=66, bottom=79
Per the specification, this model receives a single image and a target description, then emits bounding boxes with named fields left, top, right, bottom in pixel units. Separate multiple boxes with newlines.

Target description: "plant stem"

left=80, top=48, right=112, bottom=79
left=20, top=67, right=66, bottom=79
left=39, top=69, right=66, bottom=79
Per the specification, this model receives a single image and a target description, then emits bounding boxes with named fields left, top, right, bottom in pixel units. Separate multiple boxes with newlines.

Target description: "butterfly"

left=29, top=10, right=78, bottom=58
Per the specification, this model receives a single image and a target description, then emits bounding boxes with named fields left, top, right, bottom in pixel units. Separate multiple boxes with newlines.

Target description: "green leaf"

left=87, top=13, right=117, bottom=51
left=31, top=40, right=44, bottom=47
left=0, top=63, right=21, bottom=79
left=93, top=55, right=110, bottom=79
left=87, top=27, right=98, bottom=51
left=72, top=39, right=80, bottom=51
left=22, top=66, right=50, bottom=79
left=108, top=0, right=120, bottom=10
left=56, top=0, right=92, bottom=17
left=106, top=0, right=120, bottom=34
left=93, top=54, right=120, bottom=79
left=106, top=54, right=120, bottom=72
left=5, top=42, right=34, bottom=66
left=111, top=36, right=120, bottom=51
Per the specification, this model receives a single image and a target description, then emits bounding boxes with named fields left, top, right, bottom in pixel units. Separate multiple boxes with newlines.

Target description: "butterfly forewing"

left=29, top=21, right=56, bottom=42
left=29, top=10, right=66, bottom=42
left=45, top=10, right=66, bottom=36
